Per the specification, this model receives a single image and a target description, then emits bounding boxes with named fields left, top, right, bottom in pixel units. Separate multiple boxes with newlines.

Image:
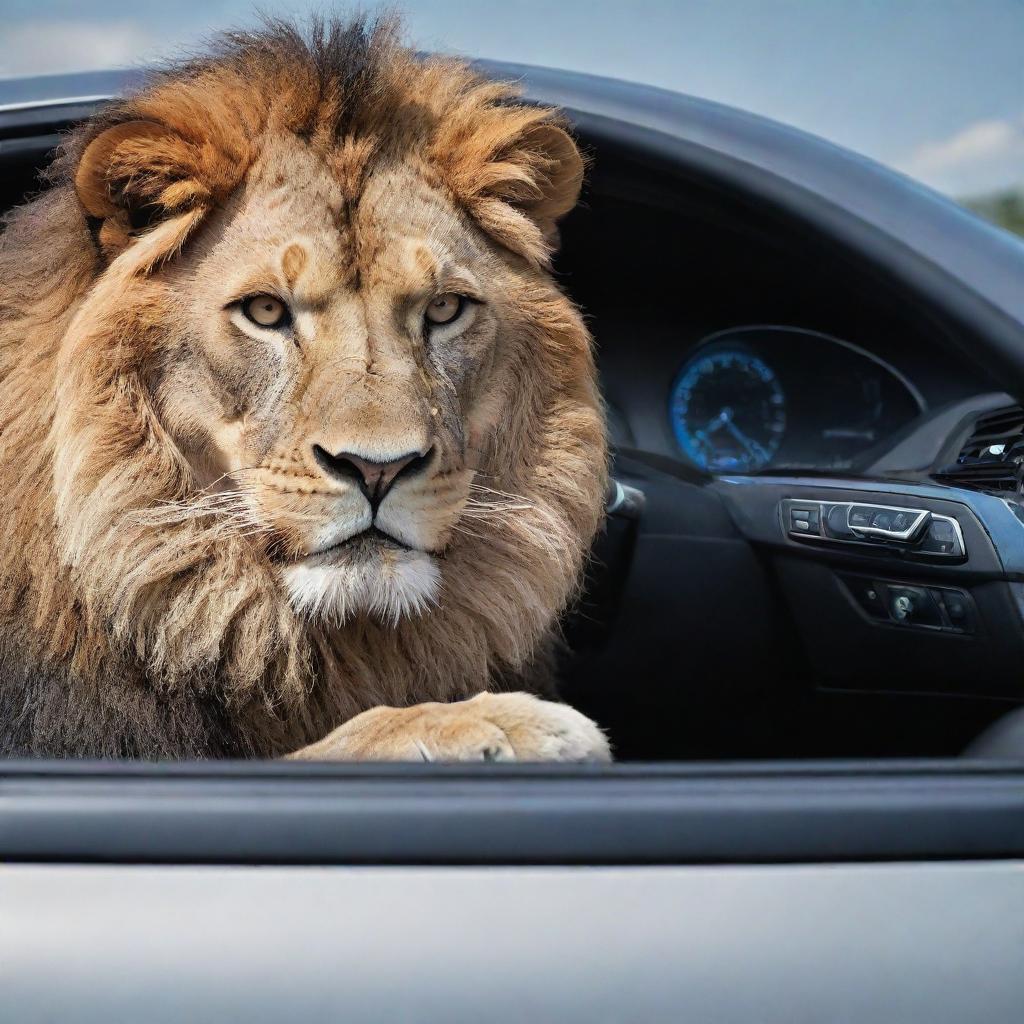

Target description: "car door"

left=3, top=758, right=1024, bottom=1023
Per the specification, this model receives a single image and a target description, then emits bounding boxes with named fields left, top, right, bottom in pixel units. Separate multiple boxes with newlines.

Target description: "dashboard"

left=555, top=159, right=1001, bottom=479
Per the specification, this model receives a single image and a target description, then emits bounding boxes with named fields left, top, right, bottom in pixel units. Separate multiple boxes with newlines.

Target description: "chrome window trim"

left=0, top=94, right=112, bottom=114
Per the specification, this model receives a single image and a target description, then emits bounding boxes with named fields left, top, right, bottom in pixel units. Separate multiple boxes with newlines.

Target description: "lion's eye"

left=242, top=294, right=290, bottom=329
left=425, top=293, right=465, bottom=327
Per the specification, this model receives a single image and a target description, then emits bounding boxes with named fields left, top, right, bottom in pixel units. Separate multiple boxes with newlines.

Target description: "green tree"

left=962, top=189, right=1024, bottom=238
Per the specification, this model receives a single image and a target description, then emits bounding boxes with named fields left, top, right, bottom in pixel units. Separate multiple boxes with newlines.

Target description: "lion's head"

left=0, top=17, right=606, bottom=756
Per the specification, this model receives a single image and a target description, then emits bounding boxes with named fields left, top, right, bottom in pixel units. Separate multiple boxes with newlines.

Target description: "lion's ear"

left=515, top=123, right=584, bottom=231
left=441, top=113, right=585, bottom=266
left=75, top=119, right=214, bottom=260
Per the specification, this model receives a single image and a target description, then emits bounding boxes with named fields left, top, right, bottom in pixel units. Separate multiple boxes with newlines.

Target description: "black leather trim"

left=3, top=759, right=1023, bottom=865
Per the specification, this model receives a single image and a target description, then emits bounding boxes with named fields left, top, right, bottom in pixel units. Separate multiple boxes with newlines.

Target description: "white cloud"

left=898, top=115, right=1024, bottom=197
left=0, top=20, right=158, bottom=78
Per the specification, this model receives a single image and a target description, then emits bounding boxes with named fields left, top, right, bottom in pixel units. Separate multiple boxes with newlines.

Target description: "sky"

left=0, top=0, right=1021, bottom=199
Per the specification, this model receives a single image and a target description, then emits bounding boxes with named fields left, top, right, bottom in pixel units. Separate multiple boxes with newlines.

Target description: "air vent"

left=934, top=405, right=1024, bottom=493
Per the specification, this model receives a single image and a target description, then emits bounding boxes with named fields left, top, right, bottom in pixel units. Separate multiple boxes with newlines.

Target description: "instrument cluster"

left=668, top=326, right=925, bottom=473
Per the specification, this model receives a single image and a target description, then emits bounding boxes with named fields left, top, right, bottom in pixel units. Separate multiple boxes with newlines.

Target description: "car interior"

left=3, top=99, right=1024, bottom=766
left=555, top=136, right=1024, bottom=763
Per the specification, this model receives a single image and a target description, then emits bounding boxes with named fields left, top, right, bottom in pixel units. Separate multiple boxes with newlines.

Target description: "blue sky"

left=1, top=0, right=1021, bottom=197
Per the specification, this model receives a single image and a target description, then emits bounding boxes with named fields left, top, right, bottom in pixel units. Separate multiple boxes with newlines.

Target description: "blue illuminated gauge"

left=670, top=347, right=786, bottom=472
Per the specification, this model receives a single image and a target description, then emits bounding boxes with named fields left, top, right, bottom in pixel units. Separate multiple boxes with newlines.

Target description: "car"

left=2, top=60, right=1024, bottom=1023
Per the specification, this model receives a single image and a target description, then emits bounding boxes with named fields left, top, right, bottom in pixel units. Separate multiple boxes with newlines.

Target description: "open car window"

left=2, top=57, right=1023, bottom=784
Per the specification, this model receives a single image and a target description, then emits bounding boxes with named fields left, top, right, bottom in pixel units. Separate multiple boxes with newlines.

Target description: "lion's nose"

left=312, top=445, right=431, bottom=509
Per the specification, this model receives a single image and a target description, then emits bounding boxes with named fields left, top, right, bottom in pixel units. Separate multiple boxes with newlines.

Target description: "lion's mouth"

left=300, top=526, right=416, bottom=563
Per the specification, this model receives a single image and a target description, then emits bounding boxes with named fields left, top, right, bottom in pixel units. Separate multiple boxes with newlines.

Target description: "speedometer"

left=670, top=347, right=786, bottom=472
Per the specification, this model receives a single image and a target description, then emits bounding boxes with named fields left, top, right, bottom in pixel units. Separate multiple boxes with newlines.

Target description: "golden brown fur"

left=0, top=16, right=607, bottom=759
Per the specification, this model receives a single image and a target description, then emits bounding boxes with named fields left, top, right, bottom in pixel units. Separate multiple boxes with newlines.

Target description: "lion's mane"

left=0, top=17, right=606, bottom=758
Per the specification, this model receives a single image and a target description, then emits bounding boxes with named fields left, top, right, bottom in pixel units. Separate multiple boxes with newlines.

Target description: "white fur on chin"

left=283, top=547, right=441, bottom=626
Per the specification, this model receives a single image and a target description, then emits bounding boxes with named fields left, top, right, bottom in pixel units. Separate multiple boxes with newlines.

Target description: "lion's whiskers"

left=455, top=484, right=575, bottom=574
left=128, top=487, right=273, bottom=539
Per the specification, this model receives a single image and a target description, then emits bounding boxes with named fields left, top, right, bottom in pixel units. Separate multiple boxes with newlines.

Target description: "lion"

left=0, top=16, right=610, bottom=762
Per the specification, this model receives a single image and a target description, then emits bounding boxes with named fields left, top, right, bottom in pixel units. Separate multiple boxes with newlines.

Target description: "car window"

left=2, top=5, right=1024, bottom=773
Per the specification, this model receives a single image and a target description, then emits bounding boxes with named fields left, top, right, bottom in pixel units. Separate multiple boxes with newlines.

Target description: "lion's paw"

left=289, top=691, right=611, bottom=763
